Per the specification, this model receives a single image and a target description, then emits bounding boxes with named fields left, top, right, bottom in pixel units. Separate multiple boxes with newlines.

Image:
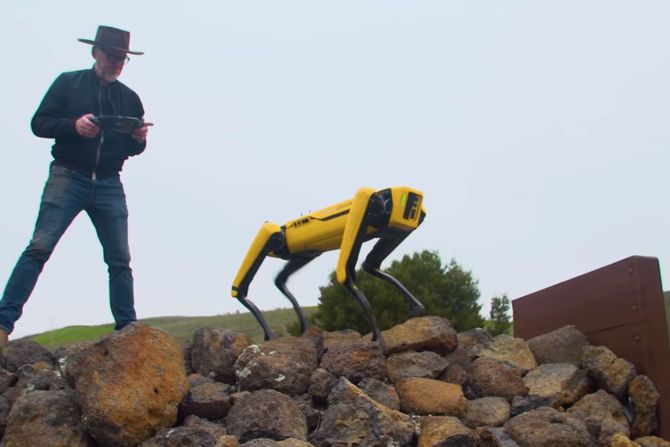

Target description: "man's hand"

left=75, top=113, right=100, bottom=138
left=132, top=124, right=149, bottom=143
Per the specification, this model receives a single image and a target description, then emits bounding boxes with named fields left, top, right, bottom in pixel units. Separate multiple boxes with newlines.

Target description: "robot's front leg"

left=342, top=277, right=386, bottom=352
left=237, top=296, right=275, bottom=340
left=274, top=252, right=321, bottom=335
left=362, top=233, right=426, bottom=317
left=335, top=187, right=390, bottom=350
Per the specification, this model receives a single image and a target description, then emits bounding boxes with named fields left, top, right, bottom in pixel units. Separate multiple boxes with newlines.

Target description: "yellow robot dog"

left=231, top=186, right=426, bottom=349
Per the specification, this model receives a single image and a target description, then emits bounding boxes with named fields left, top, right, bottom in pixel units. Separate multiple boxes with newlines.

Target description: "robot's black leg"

left=362, top=234, right=426, bottom=317
left=342, top=277, right=387, bottom=353
left=237, top=296, right=275, bottom=340
left=274, top=253, right=321, bottom=335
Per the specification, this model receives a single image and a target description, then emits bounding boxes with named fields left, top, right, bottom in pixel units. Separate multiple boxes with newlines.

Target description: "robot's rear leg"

left=274, top=253, right=321, bottom=335
left=365, top=267, right=425, bottom=317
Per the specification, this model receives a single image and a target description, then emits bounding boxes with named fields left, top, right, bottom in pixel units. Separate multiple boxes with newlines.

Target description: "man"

left=0, top=26, right=150, bottom=347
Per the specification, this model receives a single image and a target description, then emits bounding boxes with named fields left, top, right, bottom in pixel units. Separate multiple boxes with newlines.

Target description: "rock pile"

left=0, top=317, right=667, bottom=447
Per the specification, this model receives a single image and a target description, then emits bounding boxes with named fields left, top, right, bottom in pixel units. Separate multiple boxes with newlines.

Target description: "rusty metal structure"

left=513, top=256, right=670, bottom=438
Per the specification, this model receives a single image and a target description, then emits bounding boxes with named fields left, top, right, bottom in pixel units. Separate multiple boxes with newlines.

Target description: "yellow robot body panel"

left=283, top=198, right=354, bottom=254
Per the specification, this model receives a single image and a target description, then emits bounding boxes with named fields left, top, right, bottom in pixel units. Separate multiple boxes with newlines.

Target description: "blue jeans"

left=0, top=164, right=136, bottom=333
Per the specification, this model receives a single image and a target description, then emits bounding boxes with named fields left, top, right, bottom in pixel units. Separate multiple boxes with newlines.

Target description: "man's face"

left=93, top=47, right=128, bottom=83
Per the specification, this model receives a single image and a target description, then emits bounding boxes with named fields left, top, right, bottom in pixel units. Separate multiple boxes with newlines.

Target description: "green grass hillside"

left=26, top=293, right=670, bottom=351
left=29, top=307, right=317, bottom=351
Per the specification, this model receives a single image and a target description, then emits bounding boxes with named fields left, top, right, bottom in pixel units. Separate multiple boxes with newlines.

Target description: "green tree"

left=312, top=250, right=484, bottom=334
left=487, top=294, right=512, bottom=336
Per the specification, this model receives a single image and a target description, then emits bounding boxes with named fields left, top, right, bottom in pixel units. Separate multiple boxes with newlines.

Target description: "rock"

left=475, top=426, right=521, bottom=447
left=382, top=316, right=458, bottom=355
left=191, top=327, right=252, bottom=383
left=292, top=394, right=323, bottom=433
left=628, top=375, right=660, bottom=438
left=320, top=329, right=363, bottom=350
left=240, top=440, right=282, bottom=447
left=219, top=436, right=242, bottom=447
left=183, top=342, right=194, bottom=374
left=15, top=361, right=66, bottom=391
left=276, top=439, right=315, bottom=447
left=358, top=377, right=400, bottom=410
left=0, top=366, right=17, bottom=394
left=567, top=389, right=630, bottom=443
left=1, top=389, right=90, bottom=447
left=510, top=395, right=556, bottom=417
left=527, top=325, right=589, bottom=364
left=504, top=406, right=593, bottom=447
left=0, top=396, right=10, bottom=437
left=225, top=389, right=307, bottom=442
left=457, top=328, right=494, bottom=354
left=636, top=436, right=670, bottom=447
left=319, top=341, right=386, bottom=383
left=66, top=323, right=189, bottom=447
left=303, top=327, right=363, bottom=360
left=396, top=377, right=466, bottom=416
left=582, top=345, right=637, bottom=400
left=2, top=361, right=67, bottom=406
left=478, top=334, right=537, bottom=374
left=469, top=357, right=528, bottom=401
left=183, top=414, right=228, bottom=438
left=386, top=350, right=448, bottom=383
left=54, top=342, right=92, bottom=381
left=441, top=347, right=474, bottom=390
left=308, top=368, right=336, bottom=403
left=0, top=339, right=53, bottom=373
left=418, top=415, right=477, bottom=447
left=235, top=337, right=317, bottom=395
left=522, top=363, right=591, bottom=407
left=180, top=374, right=232, bottom=420
left=140, top=425, right=223, bottom=446
left=311, top=377, right=415, bottom=447
left=605, top=433, right=639, bottom=446
left=464, top=396, right=511, bottom=428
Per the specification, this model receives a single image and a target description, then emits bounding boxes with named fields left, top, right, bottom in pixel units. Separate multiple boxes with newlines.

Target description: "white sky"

left=1, top=1, right=668, bottom=338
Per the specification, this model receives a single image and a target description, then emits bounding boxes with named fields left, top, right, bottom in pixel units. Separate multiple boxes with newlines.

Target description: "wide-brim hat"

left=78, top=25, right=144, bottom=55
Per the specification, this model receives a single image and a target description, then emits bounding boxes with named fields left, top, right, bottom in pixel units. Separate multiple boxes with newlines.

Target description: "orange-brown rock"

left=478, top=334, right=537, bottom=374
left=629, top=375, right=661, bottom=438
left=66, top=323, right=189, bottom=447
left=396, top=377, right=466, bottom=416
left=418, top=416, right=476, bottom=447
left=381, top=316, right=457, bottom=355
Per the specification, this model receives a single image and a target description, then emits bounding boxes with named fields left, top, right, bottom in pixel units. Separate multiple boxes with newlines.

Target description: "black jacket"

left=31, top=68, right=147, bottom=179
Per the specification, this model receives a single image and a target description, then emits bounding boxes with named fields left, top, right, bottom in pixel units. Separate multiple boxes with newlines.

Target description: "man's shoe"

left=0, top=329, right=8, bottom=349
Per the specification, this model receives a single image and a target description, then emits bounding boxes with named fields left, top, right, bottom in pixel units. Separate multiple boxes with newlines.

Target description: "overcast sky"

left=1, top=1, right=668, bottom=338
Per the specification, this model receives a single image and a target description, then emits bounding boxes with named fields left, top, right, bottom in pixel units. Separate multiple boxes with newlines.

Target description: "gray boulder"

left=319, top=341, right=386, bottom=384
left=522, top=363, right=591, bottom=407
left=310, top=377, right=415, bottom=447
left=235, top=337, right=317, bottom=395
left=225, top=389, right=307, bottom=442
left=2, top=389, right=90, bottom=447
left=191, top=327, right=252, bottom=383
left=504, top=406, right=592, bottom=447
left=527, top=325, right=589, bottom=364
left=386, top=350, right=448, bottom=383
